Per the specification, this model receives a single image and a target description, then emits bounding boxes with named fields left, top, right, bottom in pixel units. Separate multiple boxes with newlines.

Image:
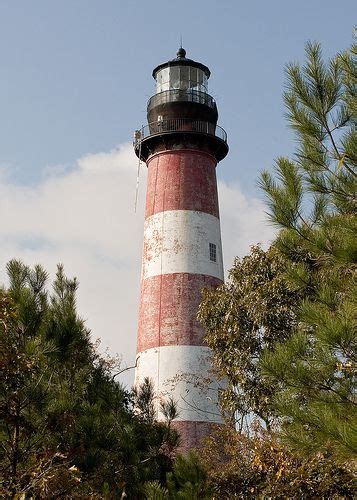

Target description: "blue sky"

left=1, top=1, right=354, bottom=192
left=0, top=1, right=355, bottom=380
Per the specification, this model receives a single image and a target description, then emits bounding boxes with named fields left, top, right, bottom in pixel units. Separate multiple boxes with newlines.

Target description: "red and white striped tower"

left=134, top=48, right=228, bottom=451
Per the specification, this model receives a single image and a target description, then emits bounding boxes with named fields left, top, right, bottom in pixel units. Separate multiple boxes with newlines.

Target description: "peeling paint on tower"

left=133, top=47, right=228, bottom=451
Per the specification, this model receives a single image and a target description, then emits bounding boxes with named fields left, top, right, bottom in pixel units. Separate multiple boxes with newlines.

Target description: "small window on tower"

left=209, top=243, right=217, bottom=262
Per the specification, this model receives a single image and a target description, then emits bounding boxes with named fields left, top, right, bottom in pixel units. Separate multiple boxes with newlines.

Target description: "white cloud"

left=0, top=144, right=275, bottom=386
left=218, top=180, right=275, bottom=273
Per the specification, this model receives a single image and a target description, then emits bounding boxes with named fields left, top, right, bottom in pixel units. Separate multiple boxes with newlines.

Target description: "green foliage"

left=259, top=41, right=357, bottom=461
left=200, top=424, right=356, bottom=498
left=198, top=245, right=302, bottom=428
left=0, top=260, right=178, bottom=497
left=143, top=481, right=169, bottom=499
left=260, top=42, right=356, bottom=227
left=144, top=452, right=211, bottom=499
left=160, top=396, right=179, bottom=424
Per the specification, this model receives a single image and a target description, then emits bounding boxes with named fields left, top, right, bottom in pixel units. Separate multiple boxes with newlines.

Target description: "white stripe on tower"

left=142, top=210, right=223, bottom=280
left=136, top=149, right=224, bottom=450
left=135, top=346, right=222, bottom=423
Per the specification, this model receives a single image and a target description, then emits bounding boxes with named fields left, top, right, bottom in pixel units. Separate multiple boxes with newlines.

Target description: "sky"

left=0, top=1, right=354, bottom=385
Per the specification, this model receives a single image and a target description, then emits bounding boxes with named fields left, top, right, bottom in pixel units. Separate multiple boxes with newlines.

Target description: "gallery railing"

left=134, top=118, right=227, bottom=149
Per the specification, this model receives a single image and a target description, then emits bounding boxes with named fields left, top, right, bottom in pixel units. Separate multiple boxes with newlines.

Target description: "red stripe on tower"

left=145, top=150, right=219, bottom=218
left=133, top=47, right=228, bottom=451
left=137, top=273, right=222, bottom=352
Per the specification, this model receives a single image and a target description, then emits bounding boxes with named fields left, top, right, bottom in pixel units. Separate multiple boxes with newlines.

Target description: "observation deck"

left=134, top=118, right=228, bottom=162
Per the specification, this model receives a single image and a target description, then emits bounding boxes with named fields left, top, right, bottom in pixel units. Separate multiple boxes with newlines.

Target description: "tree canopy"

left=197, top=40, right=356, bottom=497
left=0, top=261, right=178, bottom=498
left=259, top=41, right=356, bottom=461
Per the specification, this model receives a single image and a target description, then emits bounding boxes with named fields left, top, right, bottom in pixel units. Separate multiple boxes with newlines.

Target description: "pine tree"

left=259, top=41, right=357, bottom=460
left=0, top=261, right=84, bottom=497
left=143, top=452, right=211, bottom=500
left=0, top=260, right=178, bottom=497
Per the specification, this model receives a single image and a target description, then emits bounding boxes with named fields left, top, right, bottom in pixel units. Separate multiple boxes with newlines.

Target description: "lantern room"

left=152, top=47, right=210, bottom=94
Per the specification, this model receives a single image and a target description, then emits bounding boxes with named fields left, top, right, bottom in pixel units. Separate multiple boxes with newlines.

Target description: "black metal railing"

left=133, top=118, right=227, bottom=149
left=147, top=89, right=216, bottom=110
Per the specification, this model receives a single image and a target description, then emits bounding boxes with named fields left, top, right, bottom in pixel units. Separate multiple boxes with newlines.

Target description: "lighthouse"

left=134, top=48, right=228, bottom=451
